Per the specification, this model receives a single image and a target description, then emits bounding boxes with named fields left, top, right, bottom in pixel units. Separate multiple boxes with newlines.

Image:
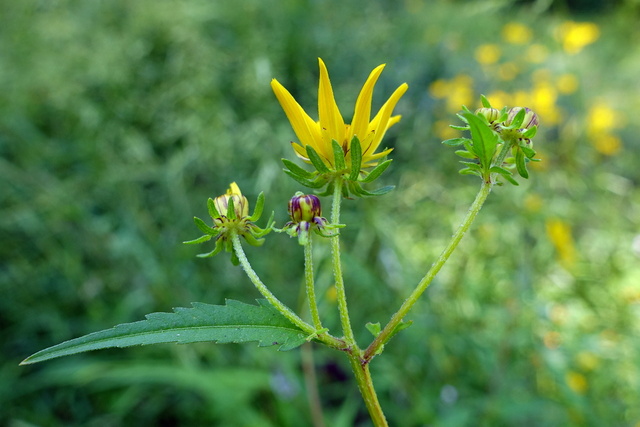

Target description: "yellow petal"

left=366, top=83, right=408, bottom=154
left=318, top=58, right=345, bottom=144
left=228, top=182, right=242, bottom=196
left=271, top=79, right=321, bottom=150
left=350, top=64, right=385, bottom=143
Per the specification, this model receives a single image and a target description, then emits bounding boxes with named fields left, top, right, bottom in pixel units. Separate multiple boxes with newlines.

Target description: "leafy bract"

left=21, top=299, right=307, bottom=365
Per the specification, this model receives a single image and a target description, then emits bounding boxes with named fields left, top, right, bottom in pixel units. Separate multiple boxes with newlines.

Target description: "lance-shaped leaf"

left=306, top=145, right=331, bottom=173
left=21, top=300, right=307, bottom=365
left=464, top=112, right=499, bottom=173
left=349, top=136, right=362, bottom=181
left=331, top=140, right=346, bottom=171
left=282, top=158, right=316, bottom=179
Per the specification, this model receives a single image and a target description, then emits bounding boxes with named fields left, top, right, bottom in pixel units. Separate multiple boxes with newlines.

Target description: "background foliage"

left=2, top=0, right=640, bottom=425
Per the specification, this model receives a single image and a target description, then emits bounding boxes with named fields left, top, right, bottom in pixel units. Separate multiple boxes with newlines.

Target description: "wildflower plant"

left=21, top=59, right=541, bottom=426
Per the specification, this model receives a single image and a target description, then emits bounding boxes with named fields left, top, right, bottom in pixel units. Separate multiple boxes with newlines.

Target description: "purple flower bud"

left=505, top=107, right=539, bottom=129
left=288, top=193, right=322, bottom=223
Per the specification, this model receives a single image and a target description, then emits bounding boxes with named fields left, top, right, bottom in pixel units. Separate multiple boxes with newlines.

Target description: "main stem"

left=330, top=179, right=356, bottom=346
left=364, top=180, right=493, bottom=360
left=348, top=352, right=388, bottom=427
left=231, top=233, right=344, bottom=349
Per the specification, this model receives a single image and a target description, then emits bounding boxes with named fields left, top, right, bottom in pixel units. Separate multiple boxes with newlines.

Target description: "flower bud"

left=214, top=182, right=249, bottom=218
left=505, top=107, right=539, bottom=129
left=288, top=192, right=322, bottom=223
left=475, top=107, right=501, bottom=123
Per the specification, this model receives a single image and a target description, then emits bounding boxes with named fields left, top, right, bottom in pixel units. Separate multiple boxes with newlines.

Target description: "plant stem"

left=347, top=352, right=388, bottom=427
left=329, top=179, right=356, bottom=346
left=231, top=233, right=345, bottom=349
left=304, top=237, right=323, bottom=330
left=364, top=181, right=493, bottom=361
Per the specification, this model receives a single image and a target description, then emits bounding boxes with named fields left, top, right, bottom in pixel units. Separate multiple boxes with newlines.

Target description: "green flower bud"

left=288, top=192, right=322, bottom=223
left=475, top=107, right=501, bottom=123
left=505, top=107, right=539, bottom=130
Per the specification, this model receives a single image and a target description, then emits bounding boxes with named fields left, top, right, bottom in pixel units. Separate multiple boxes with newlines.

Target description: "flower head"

left=283, top=192, right=337, bottom=245
left=184, top=182, right=273, bottom=264
left=271, top=58, right=408, bottom=173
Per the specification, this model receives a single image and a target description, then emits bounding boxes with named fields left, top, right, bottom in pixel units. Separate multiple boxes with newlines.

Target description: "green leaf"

left=332, top=140, right=346, bottom=171
left=20, top=300, right=307, bottom=365
left=455, top=150, right=477, bottom=159
left=283, top=170, right=327, bottom=189
left=194, top=217, right=217, bottom=235
left=464, top=113, right=499, bottom=172
left=522, top=125, right=537, bottom=139
left=207, top=198, right=220, bottom=219
left=365, top=322, right=381, bottom=337
left=306, top=145, right=331, bottom=173
left=442, top=138, right=469, bottom=146
left=349, top=136, right=362, bottom=181
left=360, top=159, right=392, bottom=183
left=515, top=148, right=529, bottom=179
left=520, top=145, right=537, bottom=158
left=249, top=192, right=264, bottom=222
left=183, top=234, right=213, bottom=245
left=490, top=166, right=519, bottom=186
left=480, top=94, right=492, bottom=108
left=282, top=158, right=315, bottom=179
left=353, top=184, right=395, bottom=197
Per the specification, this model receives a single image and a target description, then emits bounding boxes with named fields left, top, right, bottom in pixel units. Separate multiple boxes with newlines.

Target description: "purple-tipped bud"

left=475, top=107, right=501, bottom=123
left=505, top=107, right=539, bottom=129
left=288, top=192, right=322, bottom=223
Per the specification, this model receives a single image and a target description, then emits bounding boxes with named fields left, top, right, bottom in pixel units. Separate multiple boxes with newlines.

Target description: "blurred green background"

left=2, top=0, right=640, bottom=425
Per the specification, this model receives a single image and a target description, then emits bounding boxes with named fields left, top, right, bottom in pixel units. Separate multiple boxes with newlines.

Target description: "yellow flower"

left=502, top=22, right=533, bottom=44
left=271, top=58, right=408, bottom=171
left=474, top=44, right=501, bottom=65
left=557, top=21, right=600, bottom=54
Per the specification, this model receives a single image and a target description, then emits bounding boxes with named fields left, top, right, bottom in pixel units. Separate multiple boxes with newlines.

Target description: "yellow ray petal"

left=350, top=64, right=385, bottom=143
left=318, top=58, right=345, bottom=143
left=367, top=83, right=408, bottom=154
left=271, top=79, right=320, bottom=149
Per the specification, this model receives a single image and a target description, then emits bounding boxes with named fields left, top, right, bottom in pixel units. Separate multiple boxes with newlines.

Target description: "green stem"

left=364, top=180, right=492, bottom=361
left=231, top=233, right=345, bottom=349
left=348, top=352, right=388, bottom=427
left=330, top=179, right=356, bottom=346
left=304, top=237, right=323, bottom=330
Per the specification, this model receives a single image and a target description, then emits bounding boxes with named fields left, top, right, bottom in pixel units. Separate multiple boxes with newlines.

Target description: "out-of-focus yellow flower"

left=557, top=21, right=600, bottom=54
left=587, top=103, right=618, bottom=135
left=576, top=352, right=600, bottom=371
left=546, top=218, right=576, bottom=269
left=531, top=82, right=560, bottom=124
left=485, top=91, right=511, bottom=109
left=498, top=62, right=519, bottom=81
left=556, top=73, right=579, bottom=94
left=475, top=44, right=501, bottom=65
left=525, top=44, right=549, bottom=63
left=502, top=22, right=533, bottom=44
left=428, top=78, right=449, bottom=99
left=433, top=119, right=460, bottom=140
left=565, top=371, right=588, bottom=394
left=592, top=134, right=622, bottom=156
left=271, top=58, right=408, bottom=170
left=445, top=74, right=474, bottom=112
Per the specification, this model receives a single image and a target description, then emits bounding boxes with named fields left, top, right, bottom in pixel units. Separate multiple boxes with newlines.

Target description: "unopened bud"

left=505, top=107, right=539, bottom=129
left=475, top=107, right=501, bottom=123
left=214, top=182, right=249, bottom=218
left=288, top=192, right=322, bottom=223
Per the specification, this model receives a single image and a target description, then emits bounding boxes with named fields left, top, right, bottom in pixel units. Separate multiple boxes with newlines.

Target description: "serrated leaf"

left=349, top=136, right=362, bottom=181
left=21, top=300, right=307, bottom=365
left=282, top=158, right=315, bottom=179
left=464, top=113, right=499, bottom=172
left=360, top=159, right=392, bottom=183
left=306, top=145, right=331, bottom=173
left=331, top=140, right=346, bottom=171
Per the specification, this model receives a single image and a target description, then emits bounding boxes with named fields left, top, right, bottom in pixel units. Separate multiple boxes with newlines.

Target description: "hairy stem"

left=231, top=232, right=345, bottom=349
left=348, top=352, right=388, bottom=427
left=304, top=237, right=323, bottom=330
left=364, top=181, right=492, bottom=360
left=330, top=179, right=356, bottom=346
